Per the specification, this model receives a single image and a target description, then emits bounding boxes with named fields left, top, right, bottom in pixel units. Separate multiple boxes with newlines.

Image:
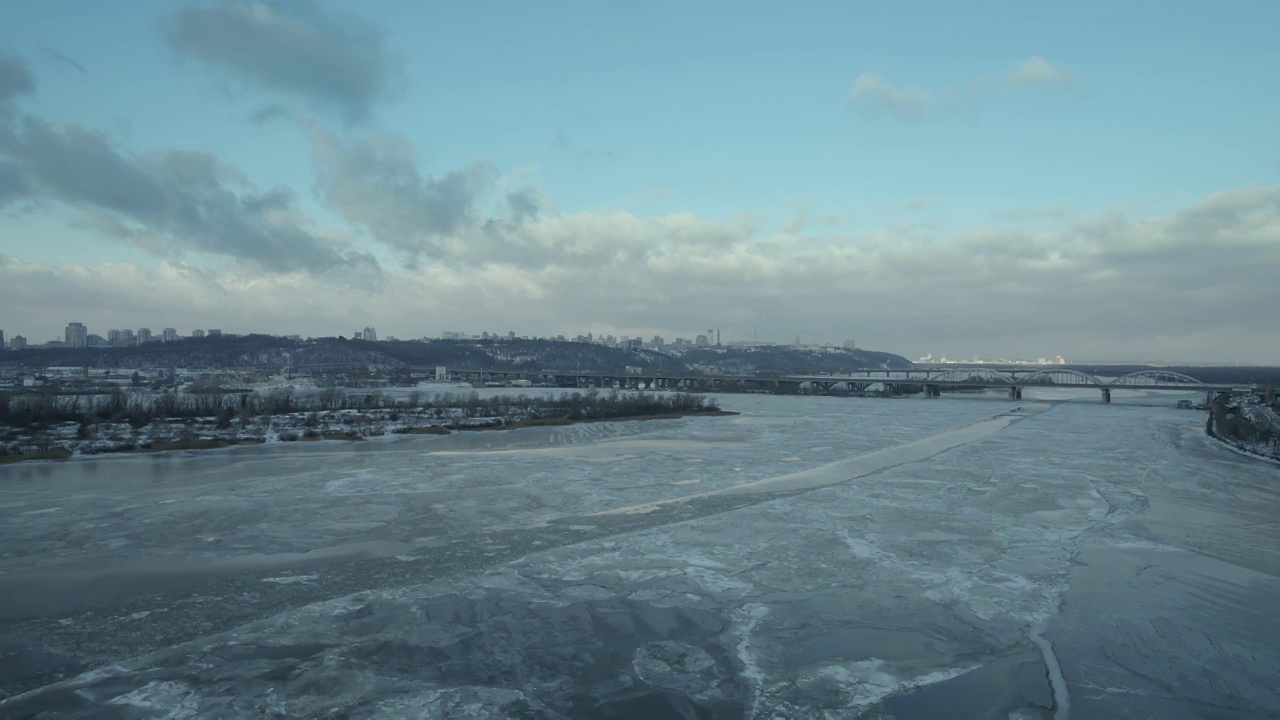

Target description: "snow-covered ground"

left=1, top=393, right=1277, bottom=718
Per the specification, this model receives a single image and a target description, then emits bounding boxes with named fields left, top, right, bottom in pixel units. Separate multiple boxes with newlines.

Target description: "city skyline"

left=7, top=318, right=1172, bottom=366
left=5, top=318, right=1265, bottom=365
left=2, top=2, right=1278, bottom=363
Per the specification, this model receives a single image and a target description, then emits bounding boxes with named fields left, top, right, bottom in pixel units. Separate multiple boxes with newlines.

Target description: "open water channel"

left=1, top=388, right=1277, bottom=718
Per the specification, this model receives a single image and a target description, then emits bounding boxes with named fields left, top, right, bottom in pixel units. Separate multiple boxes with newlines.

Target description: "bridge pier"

left=1007, top=386, right=1022, bottom=400
left=1102, top=388, right=1111, bottom=404
left=923, top=384, right=940, bottom=398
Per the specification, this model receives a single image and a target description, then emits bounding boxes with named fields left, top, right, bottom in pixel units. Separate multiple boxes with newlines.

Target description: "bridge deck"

left=446, top=368, right=1245, bottom=393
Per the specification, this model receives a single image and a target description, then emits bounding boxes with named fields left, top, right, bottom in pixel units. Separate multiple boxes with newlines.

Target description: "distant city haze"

left=1, top=3, right=1278, bottom=364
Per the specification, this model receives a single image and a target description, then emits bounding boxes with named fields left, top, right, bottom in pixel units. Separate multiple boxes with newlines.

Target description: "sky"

left=1, top=0, right=1278, bottom=364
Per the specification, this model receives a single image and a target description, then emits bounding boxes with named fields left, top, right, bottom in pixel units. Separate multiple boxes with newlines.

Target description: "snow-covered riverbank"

left=1, top=394, right=729, bottom=462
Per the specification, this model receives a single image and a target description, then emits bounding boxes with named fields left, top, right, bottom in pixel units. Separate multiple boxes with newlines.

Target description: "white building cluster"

left=0, top=322, right=230, bottom=350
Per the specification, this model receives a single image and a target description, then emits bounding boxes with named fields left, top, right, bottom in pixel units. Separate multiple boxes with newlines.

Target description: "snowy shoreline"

left=1206, top=426, right=1280, bottom=466
left=0, top=406, right=734, bottom=465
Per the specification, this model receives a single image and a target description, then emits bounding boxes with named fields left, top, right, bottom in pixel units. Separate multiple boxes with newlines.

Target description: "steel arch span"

left=1109, top=370, right=1205, bottom=387
left=931, top=368, right=1017, bottom=384
left=1018, top=368, right=1104, bottom=386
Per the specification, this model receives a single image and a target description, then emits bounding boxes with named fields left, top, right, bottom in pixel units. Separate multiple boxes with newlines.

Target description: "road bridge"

left=445, top=367, right=1253, bottom=404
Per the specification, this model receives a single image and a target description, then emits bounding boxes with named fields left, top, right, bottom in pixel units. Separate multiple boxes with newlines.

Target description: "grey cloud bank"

left=4, top=181, right=1279, bottom=362
left=0, top=109, right=376, bottom=274
left=161, top=0, right=404, bottom=122
left=0, top=52, right=36, bottom=103
left=307, top=125, right=503, bottom=260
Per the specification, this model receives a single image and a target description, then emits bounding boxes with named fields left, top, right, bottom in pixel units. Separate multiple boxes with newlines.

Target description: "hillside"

left=0, top=336, right=911, bottom=375
left=679, top=345, right=911, bottom=374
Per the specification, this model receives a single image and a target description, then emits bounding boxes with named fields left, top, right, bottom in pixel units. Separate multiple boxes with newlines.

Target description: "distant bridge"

left=444, top=366, right=1252, bottom=404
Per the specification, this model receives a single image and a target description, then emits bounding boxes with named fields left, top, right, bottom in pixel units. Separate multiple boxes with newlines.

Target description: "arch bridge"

left=795, top=367, right=1248, bottom=403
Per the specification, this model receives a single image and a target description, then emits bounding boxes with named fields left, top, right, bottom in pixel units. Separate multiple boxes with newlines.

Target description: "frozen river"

left=1, top=391, right=1278, bottom=718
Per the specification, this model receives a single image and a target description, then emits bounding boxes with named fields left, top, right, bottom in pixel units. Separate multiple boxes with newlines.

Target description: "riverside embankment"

left=0, top=390, right=726, bottom=463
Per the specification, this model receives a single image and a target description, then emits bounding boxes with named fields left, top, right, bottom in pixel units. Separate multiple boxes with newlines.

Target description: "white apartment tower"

left=65, top=322, right=88, bottom=348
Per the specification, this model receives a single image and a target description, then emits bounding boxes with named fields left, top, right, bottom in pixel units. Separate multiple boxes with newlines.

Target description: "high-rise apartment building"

left=10, top=335, right=27, bottom=350
left=65, top=322, right=88, bottom=348
left=107, top=328, right=136, bottom=346
left=137, top=328, right=152, bottom=344
left=363, top=327, right=377, bottom=342
left=207, top=329, right=222, bottom=337
left=162, top=328, right=178, bottom=342
left=191, top=329, right=205, bottom=338
left=0, top=329, right=5, bottom=350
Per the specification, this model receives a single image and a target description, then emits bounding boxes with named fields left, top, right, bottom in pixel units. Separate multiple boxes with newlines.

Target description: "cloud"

left=0, top=101, right=374, bottom=274
left=847, top=72, right=936, bottom=119
left=0, top=162, right=30, bottom=206
left=161, top=0, right=404, bottom=122
left=300, top=128, right=1280, bottom=357
left=1004, top=56, right=1073, bottom=89
left=4, top=186, right=1280, bottom=361
left=307, top=123, right=501, bottom=259
left=247, top=103, right=294, bottom=125
left=40, top=46, right=88, bottom=74
left=550, top=133, right=618, bottom=162
left=0, top=52, right=36, bottom=103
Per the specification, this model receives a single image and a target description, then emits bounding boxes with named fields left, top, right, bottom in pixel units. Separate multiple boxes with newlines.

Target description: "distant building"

left=435, top=366, right=448, bottom=381
left=162, top=328, right=178, bottom=342
left=207, top=329, right=222, bottom=337
left=191, top=329, right=206, bottom=338
left=843, top=339, right=857, bottom=350
left=695, top=334, right=710, bottom=347
left=137, top=328, right=153, bottom=344
left=362, top=326, right=377, bottom=342
left=65, top=322, right=88, bottom=348
left=0, top=329, right=5, bottom=350
left=626, top=338, right=643, bottom=350
left=651, top=335, right=665, bottom=349
left=107, top=329, right=136, bottom=346
left=9, top=335, right=26, bottom=350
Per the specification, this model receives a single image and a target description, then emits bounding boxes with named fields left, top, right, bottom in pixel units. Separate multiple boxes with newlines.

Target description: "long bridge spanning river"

left=446, top=367, right=1253, bottom=404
